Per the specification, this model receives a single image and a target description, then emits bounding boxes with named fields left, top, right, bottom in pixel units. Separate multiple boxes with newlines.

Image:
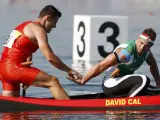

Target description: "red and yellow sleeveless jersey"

left=1, top=21, right=39, bottom=63
left=0, top=21, right=40, bottom=88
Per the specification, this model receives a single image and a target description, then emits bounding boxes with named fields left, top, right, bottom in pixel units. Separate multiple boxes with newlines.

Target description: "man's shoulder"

left=14, top=21, right=31, bottom=29
left=124, top=40, right=136, bottom=53
left=125, top=40, right=136, bottom=44
left=27, top=22, right=45, bottom=32
left=115, top=40, right=135, bottom=52
left=119, top=40, right=135, bottom=47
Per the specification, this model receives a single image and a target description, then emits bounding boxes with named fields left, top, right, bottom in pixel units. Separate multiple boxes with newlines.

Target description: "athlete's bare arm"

left=24, top=23, right=82, bottom=84
left=146, top=51, right=160, bottom=87
left=30, top=23, right=71, bottom=73
left=81, top=52, right=119, bottom=84
left=81, top=47, right=129, bottom=84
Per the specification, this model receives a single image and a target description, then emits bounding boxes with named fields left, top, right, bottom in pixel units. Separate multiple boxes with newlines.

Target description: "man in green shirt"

left=81, top=28, right=160, bottom=97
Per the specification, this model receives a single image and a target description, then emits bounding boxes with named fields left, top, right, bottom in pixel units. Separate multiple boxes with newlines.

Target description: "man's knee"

left=2, top=90, right=20, bottom=97
left=49, top=76, right=60, bottom=86
left=32, top=75, right=60, bottom=88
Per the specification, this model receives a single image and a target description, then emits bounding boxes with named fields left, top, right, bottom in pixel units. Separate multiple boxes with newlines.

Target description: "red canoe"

left=0, top=93, right=160, bottom=112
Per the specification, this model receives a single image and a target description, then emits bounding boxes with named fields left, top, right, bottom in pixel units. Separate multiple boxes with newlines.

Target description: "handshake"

left=66, top=69, right=84, bottom=85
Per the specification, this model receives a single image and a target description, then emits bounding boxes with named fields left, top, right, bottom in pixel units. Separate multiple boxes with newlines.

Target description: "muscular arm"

left=81, top=53, right=119, bottom=84
left=146, top=51, right=160, bottom=86
left=32, top=24, right=71, bottom=73
left=81, top=47, right=132, bottom=84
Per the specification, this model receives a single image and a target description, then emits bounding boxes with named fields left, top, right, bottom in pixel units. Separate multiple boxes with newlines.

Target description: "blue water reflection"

left=1, top=110, right=160, bottom=120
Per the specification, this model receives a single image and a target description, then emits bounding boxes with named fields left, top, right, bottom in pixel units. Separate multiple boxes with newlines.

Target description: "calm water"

left=0, top=0, right=160, bottom=119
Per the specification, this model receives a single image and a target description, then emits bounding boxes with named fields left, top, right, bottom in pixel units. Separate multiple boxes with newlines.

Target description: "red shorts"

left=0, top=60, right=40, bottom=91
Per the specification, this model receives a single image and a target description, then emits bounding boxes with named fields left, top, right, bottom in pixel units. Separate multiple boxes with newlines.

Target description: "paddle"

left=21, top=83, right=28, bottom=97
left=20, top=61, right=32, bottom=97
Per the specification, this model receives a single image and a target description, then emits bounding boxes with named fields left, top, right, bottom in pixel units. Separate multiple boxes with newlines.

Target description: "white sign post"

left=73, top=15, right=128, bottom=61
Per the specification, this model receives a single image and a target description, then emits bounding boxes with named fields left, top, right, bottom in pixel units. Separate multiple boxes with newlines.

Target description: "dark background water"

left=0, top=0, right=160, bottom=119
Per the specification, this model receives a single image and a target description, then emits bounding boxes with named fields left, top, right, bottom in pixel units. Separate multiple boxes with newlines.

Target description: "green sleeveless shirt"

left=116, top=40, right=150, bottom=76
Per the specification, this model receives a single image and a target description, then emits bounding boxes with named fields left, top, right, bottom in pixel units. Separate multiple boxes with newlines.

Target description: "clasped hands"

left=66, top=69, right=84, bottom=85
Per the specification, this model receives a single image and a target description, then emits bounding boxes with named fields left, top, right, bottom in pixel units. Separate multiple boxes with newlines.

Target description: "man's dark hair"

left=39, top=5, right=61, bottom=18
left=142, top=28, right=156, bottom=41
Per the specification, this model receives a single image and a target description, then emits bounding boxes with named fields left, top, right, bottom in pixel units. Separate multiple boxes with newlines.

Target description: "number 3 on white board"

left=77, top=21, right=85, bottom=57
left=98, top=22, right=120, bottom=58
left=77, top=21, right=120, bottom=58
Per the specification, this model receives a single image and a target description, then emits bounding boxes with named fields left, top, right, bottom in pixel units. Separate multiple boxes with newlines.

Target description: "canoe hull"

left=0, top=94, right=160, bottom=112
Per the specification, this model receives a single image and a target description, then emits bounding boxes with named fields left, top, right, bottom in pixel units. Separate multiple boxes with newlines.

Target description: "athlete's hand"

left=68, top=69, right=83, bottom=79
left=66, top=69, right=83, bottom=85
left=110, top=68, right=120, bottom=78
left=21, top=61, right=33, bottom=67
left=66, top=74, right=82, bottom=85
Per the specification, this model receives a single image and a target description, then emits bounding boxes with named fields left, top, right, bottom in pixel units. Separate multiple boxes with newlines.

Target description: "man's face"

left=136, top=35, right=154, bottom=54
left=45, top=16, right=59, bottom=33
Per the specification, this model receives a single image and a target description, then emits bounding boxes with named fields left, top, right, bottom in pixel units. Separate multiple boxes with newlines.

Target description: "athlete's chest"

left=122, top=53, right=146, bottom=71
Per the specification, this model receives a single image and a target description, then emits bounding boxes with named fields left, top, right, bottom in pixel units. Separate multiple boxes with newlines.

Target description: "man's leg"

left=31, top=71, right=70, bottom=100
left=2, top=82, right=20, bottom=97
left=102, top=75, right=150, bottom=97
left=128, top=75, right=150, bottom=97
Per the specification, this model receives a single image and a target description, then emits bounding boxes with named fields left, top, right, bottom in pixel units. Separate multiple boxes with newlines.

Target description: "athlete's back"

left=1, top=21, right=39, bottom=63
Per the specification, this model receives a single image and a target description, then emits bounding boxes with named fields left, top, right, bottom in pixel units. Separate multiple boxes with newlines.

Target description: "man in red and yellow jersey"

left=0, top=5, right=83, bottom=100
